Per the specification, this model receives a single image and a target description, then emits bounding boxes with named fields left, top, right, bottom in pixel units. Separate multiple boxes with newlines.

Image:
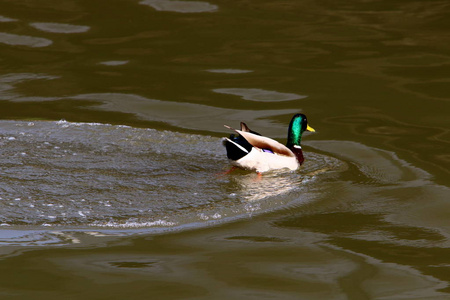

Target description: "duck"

left=222, top=113, right=315, bottom=174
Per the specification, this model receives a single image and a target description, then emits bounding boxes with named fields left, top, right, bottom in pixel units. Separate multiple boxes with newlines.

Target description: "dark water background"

left=0, top=0, right=449, bottom=299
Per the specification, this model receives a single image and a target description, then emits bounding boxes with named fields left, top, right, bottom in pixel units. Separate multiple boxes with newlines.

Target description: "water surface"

left=0, top=120, right=341, bottom=232
left=0, top=0, right=449, bottom=299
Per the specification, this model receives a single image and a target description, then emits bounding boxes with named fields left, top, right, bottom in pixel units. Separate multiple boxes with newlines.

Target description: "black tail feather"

left=223, top=135, right=253, bottom=161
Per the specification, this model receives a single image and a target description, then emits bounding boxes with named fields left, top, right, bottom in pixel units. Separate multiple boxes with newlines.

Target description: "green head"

left=286, top=113, right=315, bottom=147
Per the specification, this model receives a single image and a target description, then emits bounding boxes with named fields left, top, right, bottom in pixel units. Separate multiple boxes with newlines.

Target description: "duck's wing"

left=240, top=122, right=251, bottom=132
left=224, top=125, right=294, bottom=157
left=238, top=131, right=295, bottom=157
left=240, top=122, right=262, bottom=136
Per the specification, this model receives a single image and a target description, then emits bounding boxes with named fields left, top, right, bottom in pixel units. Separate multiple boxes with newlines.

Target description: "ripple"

left=0, top=16, right=17, bottom=22
left=68, top=92, right=299, bottom=136
left=0, top=120, right=340, bottom=231
left=207, top=69, right=253, bottom=74
left=213, top=88, right=307, bottom=102
left=30, top=22, right=90, bottom=33
left=0, top=74, right=299, bottom=136
left=307, top=140, right=431, bottom=184
left=0, top=73, right=59, bottom=100
left=140, top=0, right=218, bottom=13
left=98, top=60, right=129, bottom=66
left=0, top=32, right=53, bottom=47
left=0, top=230, right=71, bottom=246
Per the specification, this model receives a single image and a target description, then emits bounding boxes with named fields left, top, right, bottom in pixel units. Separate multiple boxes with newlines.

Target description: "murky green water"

left=0, top=0, right=449, bottom=299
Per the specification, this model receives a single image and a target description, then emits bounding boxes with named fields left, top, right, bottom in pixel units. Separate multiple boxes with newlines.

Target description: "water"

left=0, top=120, right=341, bottom=232
left=0, top=0, right=449, bottom=299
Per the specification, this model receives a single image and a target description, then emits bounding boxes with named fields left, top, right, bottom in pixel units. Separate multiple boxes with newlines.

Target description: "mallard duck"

left=222, top=113, right=315, bottom=173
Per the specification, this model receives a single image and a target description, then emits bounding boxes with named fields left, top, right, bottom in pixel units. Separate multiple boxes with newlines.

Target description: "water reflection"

left=0, top=16, right=16, bottom=22
left=0, top=73, right=300, bottom=135
left=207, top=69, right=253, bottom=74
left=272, top=139, right=450, bottom=297
left=99, top=61, right=129, bottom=66
left=213, top=88, right=307, bottom=102
left=140, top=0, right=218, bottom=13
left=323, top=114, right=450, bottom=182
left=0, top=0, right=448, bottom=297
left=0, top=73, right=59, bottom=101
left=29, top=22, right=90, bottom=34
left=308, top=140, right=430, bottom=184
left=0, top=32, right=52, bottom=47
left=70, top=93, right=298, bottom=135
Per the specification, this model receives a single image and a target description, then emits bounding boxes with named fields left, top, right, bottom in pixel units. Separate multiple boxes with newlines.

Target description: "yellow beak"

left=306, top=125, right=315, bottom=132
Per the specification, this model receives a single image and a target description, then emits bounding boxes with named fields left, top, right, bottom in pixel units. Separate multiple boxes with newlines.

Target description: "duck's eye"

left=302, top=121, right=308, bottom=131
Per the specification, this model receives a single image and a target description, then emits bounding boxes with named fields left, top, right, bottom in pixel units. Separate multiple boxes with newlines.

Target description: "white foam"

left=92, top=220, right=177, bottom=228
